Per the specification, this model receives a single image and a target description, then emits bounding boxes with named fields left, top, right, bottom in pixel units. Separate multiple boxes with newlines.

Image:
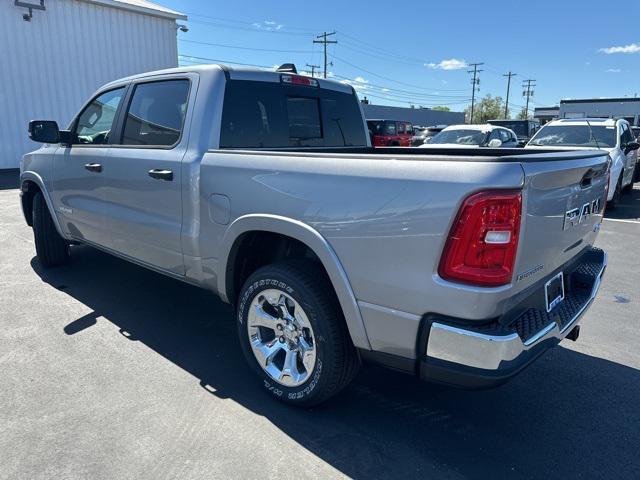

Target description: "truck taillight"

left=439, top=190, right=522, bottom=287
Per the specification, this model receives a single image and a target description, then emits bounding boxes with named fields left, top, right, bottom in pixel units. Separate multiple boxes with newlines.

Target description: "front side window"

left=499, top=129, right=511, bottom=142
left=122, top=79, right=190, bottom=146
left=73, top=87, right=125, bottom=145
left=620, top=123, right=634, bottom=147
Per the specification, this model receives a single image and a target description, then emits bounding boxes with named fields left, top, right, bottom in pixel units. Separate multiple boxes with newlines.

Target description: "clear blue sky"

left=161, top=0, right=640, bottom=114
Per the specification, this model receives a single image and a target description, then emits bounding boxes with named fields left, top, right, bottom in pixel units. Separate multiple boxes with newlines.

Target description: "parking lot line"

left=603, top=218, right=640, bottom=225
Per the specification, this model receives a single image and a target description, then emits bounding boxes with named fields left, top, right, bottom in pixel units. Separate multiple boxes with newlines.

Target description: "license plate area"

left=545, top=271, right=565, bottom=312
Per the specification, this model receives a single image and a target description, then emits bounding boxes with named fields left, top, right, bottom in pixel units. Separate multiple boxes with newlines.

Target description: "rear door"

left=51, top=87, right=126, bottom=246
left=514, top=151, right=609, bottom=293
left=102, top=75, right=194, bottom=275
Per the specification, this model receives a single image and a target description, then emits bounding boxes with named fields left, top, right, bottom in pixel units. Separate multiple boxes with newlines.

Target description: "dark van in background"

left=488, top=119, right=540, bottom=146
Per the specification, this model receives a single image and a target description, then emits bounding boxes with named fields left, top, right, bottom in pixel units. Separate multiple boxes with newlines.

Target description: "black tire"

left=608, top=175, right=623, bottom=209
left=32, top=192, right=69, bottom=267
left=237, top=260, right=360, bottom=406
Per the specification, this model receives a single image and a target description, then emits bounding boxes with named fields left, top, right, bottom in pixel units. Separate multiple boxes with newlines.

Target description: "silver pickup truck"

left=21, top=64, right=608, bottom=406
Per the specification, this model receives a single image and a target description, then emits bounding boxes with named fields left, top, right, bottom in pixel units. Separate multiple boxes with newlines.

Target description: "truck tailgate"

left=514, top=151, right=609, bottom=293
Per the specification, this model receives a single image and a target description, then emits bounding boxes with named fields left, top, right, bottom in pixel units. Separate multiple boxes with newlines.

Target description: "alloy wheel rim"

left=247, top=289, right=317, bottom=387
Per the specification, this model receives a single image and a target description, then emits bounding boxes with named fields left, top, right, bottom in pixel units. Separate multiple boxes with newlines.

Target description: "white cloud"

left=425, top=58, right=467, bottom=70
left=606, top=68, right=622, bottom=73
left=340, top=76, right=369, bottom=92
left=599, top=43, right=640, bottom=54
left=253, top=20, right=284, bottom=31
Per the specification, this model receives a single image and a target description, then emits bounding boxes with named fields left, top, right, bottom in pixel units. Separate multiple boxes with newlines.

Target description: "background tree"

left=464, top=95, right=506, bottom=123
left=516, top=108, right=531, bottom=120
left=431, top=106, right=450, bottom=111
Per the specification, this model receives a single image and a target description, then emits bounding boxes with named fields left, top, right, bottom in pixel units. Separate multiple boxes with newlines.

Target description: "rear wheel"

left=32, top=192, right=69, bottom=267
left=237, top=260, right=359, bottom=406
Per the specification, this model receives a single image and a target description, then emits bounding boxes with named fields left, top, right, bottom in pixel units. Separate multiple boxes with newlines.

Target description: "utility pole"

left=503, top=71, right=517, bottom=118
left=306, top=63, right=320, bottom=78
left=522, top=79, right=536, bottom=119
left=313, top=31, right=337, bottom=78
left=467, top=63, right=484, bottom=123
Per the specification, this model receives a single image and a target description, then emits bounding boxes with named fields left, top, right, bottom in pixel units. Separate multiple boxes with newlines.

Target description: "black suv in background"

left=488, top=119, right=540, bottom=146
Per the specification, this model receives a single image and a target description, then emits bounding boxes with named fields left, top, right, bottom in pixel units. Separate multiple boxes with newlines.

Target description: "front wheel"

left=237, top=260, right=359, bottom=406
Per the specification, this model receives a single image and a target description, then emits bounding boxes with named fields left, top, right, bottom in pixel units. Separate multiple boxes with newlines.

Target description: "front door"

left=102, top=77, right=192, bottom=275
left=51, top=87, right=126, bottom=246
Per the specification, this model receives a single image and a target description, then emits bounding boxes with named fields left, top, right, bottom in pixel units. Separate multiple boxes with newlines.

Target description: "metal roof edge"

left=84, top=0, right=187, bottom=20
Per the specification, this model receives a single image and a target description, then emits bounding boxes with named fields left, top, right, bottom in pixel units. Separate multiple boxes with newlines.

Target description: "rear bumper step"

left=420, top=247, right=607, bottom=389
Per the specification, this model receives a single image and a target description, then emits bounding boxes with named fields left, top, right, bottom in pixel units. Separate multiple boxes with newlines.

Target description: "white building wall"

left=0, top=0, right=180, bottom=169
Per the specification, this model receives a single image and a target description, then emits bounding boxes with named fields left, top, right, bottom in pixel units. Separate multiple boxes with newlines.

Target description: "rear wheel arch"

left=219, top=215, right=372, bottom=350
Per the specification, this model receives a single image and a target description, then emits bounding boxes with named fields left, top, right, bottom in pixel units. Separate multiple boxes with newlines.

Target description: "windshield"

left=528, top=124, right=616, bottom=148
left=489, top=121, right=528, bottom=137
left=428, top=129, right=489, bottom=146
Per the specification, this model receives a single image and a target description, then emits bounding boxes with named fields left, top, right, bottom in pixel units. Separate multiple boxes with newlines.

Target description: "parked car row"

left=368, top=113, right=640, bottom=208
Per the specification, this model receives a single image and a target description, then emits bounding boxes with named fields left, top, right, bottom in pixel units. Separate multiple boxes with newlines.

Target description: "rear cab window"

left=219, top=79, right=367, bottom=148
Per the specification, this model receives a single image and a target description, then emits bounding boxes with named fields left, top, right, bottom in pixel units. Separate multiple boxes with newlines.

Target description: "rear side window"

left=219, top=80, right=367, bottom=148
left=121, top=79, right=190, bottom=146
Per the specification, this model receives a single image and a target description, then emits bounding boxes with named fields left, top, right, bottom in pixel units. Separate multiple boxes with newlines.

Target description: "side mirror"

left=28, top=120, right=60, bottom=143
left=624, top=141, right=640, bottom=154
left=488, top=138, right=503, bottom=148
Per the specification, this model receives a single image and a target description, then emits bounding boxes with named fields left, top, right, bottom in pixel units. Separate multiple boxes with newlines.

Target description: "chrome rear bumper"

left=421, top=247, right=607, bottom=387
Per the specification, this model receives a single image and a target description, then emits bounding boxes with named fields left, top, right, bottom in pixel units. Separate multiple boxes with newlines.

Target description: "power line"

left=332, top=55, right=468, bottom=92
left=467, top=63, right=484, bottom=123
left=503, top=71, right=517, bottom=118
left=313, top=31, right=337, bottom=79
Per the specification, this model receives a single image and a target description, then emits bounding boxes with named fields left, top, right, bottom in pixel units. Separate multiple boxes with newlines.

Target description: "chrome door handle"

left=84, top=163, right=102, bottom=172
left=148, top=168, right=173, bottom=181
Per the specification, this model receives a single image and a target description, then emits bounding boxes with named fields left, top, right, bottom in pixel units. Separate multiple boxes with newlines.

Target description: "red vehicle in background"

left=367, top=120, right=414, bottom=146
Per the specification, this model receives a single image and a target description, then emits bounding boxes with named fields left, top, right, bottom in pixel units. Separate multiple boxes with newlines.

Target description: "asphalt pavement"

left=1, top=176, right=639, bottom=480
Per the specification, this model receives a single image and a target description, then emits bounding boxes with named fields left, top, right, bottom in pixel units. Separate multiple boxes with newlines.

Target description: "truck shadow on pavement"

left=32, top=248, right=640, bottom=479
